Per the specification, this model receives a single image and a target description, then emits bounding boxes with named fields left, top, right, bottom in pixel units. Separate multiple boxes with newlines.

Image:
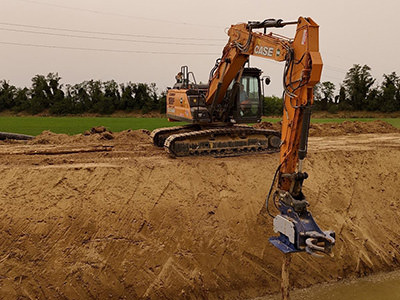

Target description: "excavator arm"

left=207, top=17, right=335, bottom=256
left=205, top=19, right=292, bottom=106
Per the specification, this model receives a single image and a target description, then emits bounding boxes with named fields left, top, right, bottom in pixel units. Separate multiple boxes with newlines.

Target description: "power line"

left=0, top=21, right=226, bottom=42
left=324, top=64, right=348, bottom=74
left=14, top=0, right=221, bottom=29
left=0, top=41, right=219, bottom=55
left=321, top=71, right=345, bottom=81
left=322, top=75, right=344, bottom=82
left=323, top=52, right=366, bottom=68
left=0, top=27, right=222, bottom=47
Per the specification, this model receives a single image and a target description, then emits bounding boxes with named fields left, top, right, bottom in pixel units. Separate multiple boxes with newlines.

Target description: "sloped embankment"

left=0, top=128, right=399, bottom=299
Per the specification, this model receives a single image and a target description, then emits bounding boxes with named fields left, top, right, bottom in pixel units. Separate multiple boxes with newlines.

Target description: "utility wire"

left=14, top=0, right=221, bottom=28
left=0, top=21, right=226, bottom=41
left=324, top=65, right=348, bottom=74
left=0, top=27, right=222, bottom=46
left=322, top=74, right=345, bottom=82
left=0, top=41, right=219, bottom=55
left=323, top=52, right=365, bottom=68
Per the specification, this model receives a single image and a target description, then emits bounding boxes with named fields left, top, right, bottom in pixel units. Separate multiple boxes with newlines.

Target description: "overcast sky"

left=0, top=0, right=399, bottom=96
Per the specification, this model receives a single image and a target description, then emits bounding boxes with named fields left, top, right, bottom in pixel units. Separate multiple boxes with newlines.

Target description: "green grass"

left=0, top=117, right=180, bottom=136
left=1, top=116, right=399, bottom=136
left=383, top=118, right=400, bottom=128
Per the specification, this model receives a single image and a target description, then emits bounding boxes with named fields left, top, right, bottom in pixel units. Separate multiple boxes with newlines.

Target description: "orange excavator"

left=153, top=17, right=335, bottom=255
left=152, top=17, right=317, bottom=159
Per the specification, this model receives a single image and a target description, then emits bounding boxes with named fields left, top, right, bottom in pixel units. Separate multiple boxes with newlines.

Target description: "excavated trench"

left=0, top=121, right=399, bottom=299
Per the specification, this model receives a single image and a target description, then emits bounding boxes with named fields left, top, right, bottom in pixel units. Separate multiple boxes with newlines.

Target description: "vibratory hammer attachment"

left=269, top=191, right=335, bottom=257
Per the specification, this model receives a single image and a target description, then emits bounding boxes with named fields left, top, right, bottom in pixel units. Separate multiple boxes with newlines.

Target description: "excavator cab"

left=231, top=68, right=263, bottom=124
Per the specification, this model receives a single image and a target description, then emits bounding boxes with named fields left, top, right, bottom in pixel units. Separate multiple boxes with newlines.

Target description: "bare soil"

left=254, top=120, right=400, bottom=136
left=0, top=122, right=400, bottom=299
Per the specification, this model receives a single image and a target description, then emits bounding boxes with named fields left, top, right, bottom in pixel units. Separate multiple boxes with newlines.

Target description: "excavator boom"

left=207, top=17, right=334, bottom=255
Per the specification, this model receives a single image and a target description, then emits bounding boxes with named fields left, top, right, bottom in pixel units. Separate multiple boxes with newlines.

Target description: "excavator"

left=152, top=17, right=335, bottom=255
left=151, top=63, right=281, bottom=157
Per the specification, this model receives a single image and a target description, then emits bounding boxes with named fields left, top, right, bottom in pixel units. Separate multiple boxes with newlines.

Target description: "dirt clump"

left=90, top=126, right=109, bottom=134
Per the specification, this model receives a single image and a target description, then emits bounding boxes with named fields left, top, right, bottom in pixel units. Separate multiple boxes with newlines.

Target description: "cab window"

left=239, top=76, right=260, bottom=117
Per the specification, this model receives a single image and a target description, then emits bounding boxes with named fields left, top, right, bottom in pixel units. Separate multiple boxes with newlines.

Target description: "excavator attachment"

left=269, top=194, right=335, bottom=257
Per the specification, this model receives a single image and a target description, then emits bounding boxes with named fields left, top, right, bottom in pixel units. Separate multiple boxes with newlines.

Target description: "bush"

left=158, top=94, right=166, bottom=114
left=327, top=104, right=339, bottom=114
left=263, top=96, right=283, bottom=116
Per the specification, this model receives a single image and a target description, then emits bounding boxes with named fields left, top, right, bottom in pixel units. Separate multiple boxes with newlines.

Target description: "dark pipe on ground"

left=0, top=132, right=34, bottom=140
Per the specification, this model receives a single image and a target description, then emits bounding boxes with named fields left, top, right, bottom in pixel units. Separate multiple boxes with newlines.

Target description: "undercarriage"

left=151, top=125, right=281, bottom=157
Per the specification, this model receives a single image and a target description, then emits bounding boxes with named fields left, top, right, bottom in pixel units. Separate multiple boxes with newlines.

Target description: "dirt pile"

left=0, top=124, right=400, bottom=299
left=254, top=120, right=400, bottom=136
left=253, top=121, right=282, bottom=132
left=309, top=120, right=400, bottom=136
left=30, top=128, right=150, bottom=145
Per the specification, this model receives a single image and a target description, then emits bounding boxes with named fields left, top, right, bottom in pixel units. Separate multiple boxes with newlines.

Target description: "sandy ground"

left=0, top=122, right=399, bottom=299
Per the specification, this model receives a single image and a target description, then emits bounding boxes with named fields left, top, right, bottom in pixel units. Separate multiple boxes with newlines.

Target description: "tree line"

left=263, top=64, right=400, bottom=115
left=0, top=73, right=165, bottom=115
left=313, top=64, right=400, bottom=113
left=1, top=64, right=400, bottom=116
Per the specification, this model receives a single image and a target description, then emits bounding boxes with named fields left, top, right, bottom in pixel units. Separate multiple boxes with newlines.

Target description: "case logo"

left=254, top=45, right=274, bottom=57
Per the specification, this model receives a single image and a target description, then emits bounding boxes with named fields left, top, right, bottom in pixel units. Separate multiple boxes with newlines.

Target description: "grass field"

left=0, top=117, right=173, bottom=136
left=1, top=116, right=399, bottom=136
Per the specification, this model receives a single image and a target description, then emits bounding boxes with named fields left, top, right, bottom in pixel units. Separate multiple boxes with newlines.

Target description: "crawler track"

left=150, top=125, right=197, bottom=147
left=163, top=127, right=281, bottom=157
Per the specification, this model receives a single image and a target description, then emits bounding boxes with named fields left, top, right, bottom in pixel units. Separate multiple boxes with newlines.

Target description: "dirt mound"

left=28, top=130, right=104, bottom=145
left=1, top=129, right=400, bottom=299
left=113, top=129, right=151, bottom=144
left=309, top=120, right=400, bottom=136
left=254, top=120, right=400, bottom=137
left=253, top=121, right=282, bottom=132
left=29, top=128, right=151, bottom=146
